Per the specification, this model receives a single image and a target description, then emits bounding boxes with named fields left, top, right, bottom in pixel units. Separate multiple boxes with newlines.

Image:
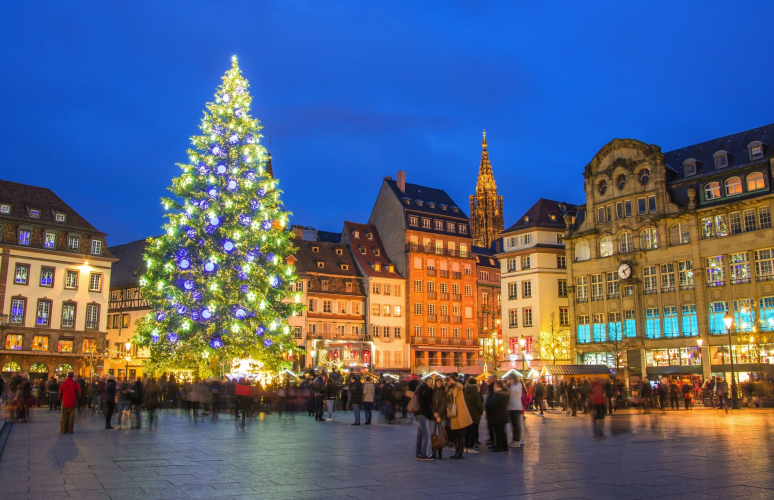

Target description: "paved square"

left=2, top=407, right=774, bottom=500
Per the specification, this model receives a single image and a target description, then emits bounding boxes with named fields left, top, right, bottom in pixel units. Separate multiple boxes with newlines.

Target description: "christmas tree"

left=133, top=57, right=303, bottom=376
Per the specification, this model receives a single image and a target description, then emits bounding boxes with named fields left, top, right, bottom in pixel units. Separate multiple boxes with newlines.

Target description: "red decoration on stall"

left=363, top=350, right=371, bottom=364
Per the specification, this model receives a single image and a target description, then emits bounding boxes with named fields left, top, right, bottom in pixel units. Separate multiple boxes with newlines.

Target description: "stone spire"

left=469, top=129, right=504, bottom=248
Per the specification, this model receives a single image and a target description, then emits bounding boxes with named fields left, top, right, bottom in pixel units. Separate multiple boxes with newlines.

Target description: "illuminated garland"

left=132, top=57, right=304, bottom=376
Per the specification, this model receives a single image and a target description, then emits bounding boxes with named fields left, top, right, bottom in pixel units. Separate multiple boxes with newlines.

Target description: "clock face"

left=617, top=263, right=632, bottom=280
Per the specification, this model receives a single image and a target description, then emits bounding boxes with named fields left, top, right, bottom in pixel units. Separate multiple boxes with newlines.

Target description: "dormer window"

left=366, top=232, right=373, bottom=240
left=402, top=197, right=411, bottom=205
left=353, top=230, right=360, bottom=238
left=317, top=262, right=324, bottom=268
left=459, top=225, right=468, bottom=235
left=312, top=246, right=320, bottom=253
left=439, top=204, right=448, bottom=211
left=387, top=264, right=394, bottom=272
left=427, top=202, right=436, bottom=209
left=373, top=248, right=380, bottom=256
left=359, top=246, right=366, bottom=255
left=29, top=209, right=40, bottom=219
left=451, top=206, right=459, bottom=213
left=524, top=216, right=530, bottom=223
left=749, top=141, right=764, bottom=160
left=714, top=151, right=728, bottom=169
left=415, top=200, right=424, bottom=207
left=55, top=212, right=66, bottom=222
left=335, top=248, right=343, bottom=255
left=549, top=212, right=557, bottom=221
left=1, top=204, right=11, bottom=214
left=373, top=263, right=381, bottom=271
left=683, top=159, right=697, bottom=177
left=341, top=264, right=349, bottom=270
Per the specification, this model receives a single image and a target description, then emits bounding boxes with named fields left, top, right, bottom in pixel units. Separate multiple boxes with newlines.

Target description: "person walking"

left=640, top=378, right=653, bottom=413
left=682, top=381, right=693, bottom=410
left=47, top=377, right=60, bottom=411
left=116, top=380, right=132, bottom=429
left=105, top=376, right=116, bottom=428
left=132, top=377, right=144, bottom=429
left=363, top=377, right=375, bottom=425
left=313, top=373, right=325, bottom=421
left=58, top=372, right=81, bottom=434
left=349, top=376, right=363, bottom=425
left=324, top=378, right=337, bottom=421
left=484, top=375, right=496, bottom=448
left=445, top=373, right=472, bottom=459
left=412, top=378, right=434, bottom=460
left=507, top=375, right=524, bottom=447
left=567, top=377, right=578, bottom=416
left=669, top=380, right=680, bottom=410
left=533, top=378, right=547, bottom=416
left=604, top=378, right=615, bottom=414
left=463, top=377, right=483, bottom=453
left=716, top=378, right=729, bottom=413
left=486, top=380, right=511, bottom=452
left=144, top=378, right=160, bottom=429
left=590, top=377, right=606, bottom=420
left=546, top=382, right=555, bottom=410
left=430, top=377, right=448, bottom=459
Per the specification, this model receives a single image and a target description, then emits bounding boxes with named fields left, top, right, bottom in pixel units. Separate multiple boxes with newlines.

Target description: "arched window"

left=54, top=363, right=73, bottom=375
left=638, top=169, right=651, bottom=185
left=714, top=150, right=728, bottom=169
left=29, top=362, right=49, bottom=373
left=640, top=228, right=658, bottom=250
left=705, top=182, right=721, bottom=200
left=619, top=232, right=633, bottom=253
left=725, top=176, right=742, bottom=196
left=747, top=172, right=765, bottom=191
left=670, top=223, right=690, bottom=245
left=683, top=159, right=697, bottom=177
left=575, top=241, right=590, bottom=261
left=2, top=361, right=22, bottom=373
left=597, top=179, right=607, bottom=195
left=616, top=174, right=627, bottom=190
left=599, top=237, right=613, bottom=258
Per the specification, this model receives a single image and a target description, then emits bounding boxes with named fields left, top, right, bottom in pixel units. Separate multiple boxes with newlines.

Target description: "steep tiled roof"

left=0, top=179, right=105, bottom=235
left=502, top=199, right=576, bottom=234
left=384, top=178, right=469, bottom=220
left=293, top=237, right=361, bottom=280
left=343, top=221, right=404, bottom=279
left=109, top=238, right=152, bottom=288
left=472, top=245, right=500, bottom=269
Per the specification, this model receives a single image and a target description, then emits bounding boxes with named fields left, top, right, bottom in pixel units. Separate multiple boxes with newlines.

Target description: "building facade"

left=0, top=180, right=112, bottom=380
left=497, top=199, right=575, bottom=371
left=341, top=222, right=409, bottom=373
left=106, top=239, right=151, bottom=380
left=473, top=245, right=502, bottom=370
left=564, top=124, right=774, bottom=387
left=369, top=171, right=481, bottom=375
left=469, top=131, right=504, bottom=248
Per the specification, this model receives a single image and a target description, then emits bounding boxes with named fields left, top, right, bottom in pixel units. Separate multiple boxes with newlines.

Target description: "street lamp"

left=722, top=313, right=739, bottom=410
left=519, top=336, right=526, bottom=372
left=125, top=342, right=132, bottom=381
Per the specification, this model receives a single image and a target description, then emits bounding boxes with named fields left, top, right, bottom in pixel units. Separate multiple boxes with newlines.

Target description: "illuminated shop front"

left=311, top=340, right=372, bottom=372
left=646, top=347, right=702, bottom=367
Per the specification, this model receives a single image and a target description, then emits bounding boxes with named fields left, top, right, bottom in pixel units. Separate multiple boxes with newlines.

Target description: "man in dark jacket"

left=411, top=379, right=434, bottom=460
left=47, top=377, right=60, bottom=411
left=485, top=380, right=510, bottom=452
left=105, top=376, right=117, bottom=429
left=349, top=376, right=363, bottom=425
left=313, top=374, right=325, bottom=421
left=58, top=372, right=81, bottom=434
left=463, top=377, right=484, bottom=453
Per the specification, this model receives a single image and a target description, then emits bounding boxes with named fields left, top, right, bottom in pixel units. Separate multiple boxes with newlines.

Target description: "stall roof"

left=541, top=365, right=612, bottom=375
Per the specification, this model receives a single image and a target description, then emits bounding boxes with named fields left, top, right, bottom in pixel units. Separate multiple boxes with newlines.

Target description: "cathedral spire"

left=470, top=130, right=504, bottom=248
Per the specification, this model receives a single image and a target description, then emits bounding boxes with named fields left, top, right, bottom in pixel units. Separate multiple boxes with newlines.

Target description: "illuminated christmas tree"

left=133, top=57, right=302, bottom=376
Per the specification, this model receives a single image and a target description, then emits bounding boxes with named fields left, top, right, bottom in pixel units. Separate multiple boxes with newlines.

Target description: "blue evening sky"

left=2, top=1, right=773, bottom=245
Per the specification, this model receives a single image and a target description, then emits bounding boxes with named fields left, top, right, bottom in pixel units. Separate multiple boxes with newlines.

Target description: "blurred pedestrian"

left=145, top=378, right=160, bottom=429
left=105, top=375, right=116, bottom=429
left=669, top=380, right=680, bottom=410
left=446, top=373, right=472, bottom=459
left=324, top=378, right=337, bottom=421
left=412, top=378, right=434, bottom=460
left=47, top=377, right=59, bottom=411
left=507, top=375, right=524, bottom=447
left=546, top=382, right=555, bottom=410
left=313, top=373, right=325, bottom=421
left=682, top=381, right=693, bottom=410
left=58, top=372, right=81, bottom=434
left=430, top=377, right=448, bottom=459
left=486, top=380, right=510, bottom=452
left=533, top=378, right=546, bottom=416
left=463, top=376, right=483, bottom=453
left=349, top=376, right=363, bottom=425
left=590, top=377, right=606, bottom=420
left=363, top=376, right=374, bottom=425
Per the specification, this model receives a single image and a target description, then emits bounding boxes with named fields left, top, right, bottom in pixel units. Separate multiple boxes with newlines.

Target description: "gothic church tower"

left=469, top=130, right=504, bottom=248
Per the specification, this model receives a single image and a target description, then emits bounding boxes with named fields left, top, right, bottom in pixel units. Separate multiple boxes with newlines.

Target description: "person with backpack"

left=507, top=374, right=525, bottom=447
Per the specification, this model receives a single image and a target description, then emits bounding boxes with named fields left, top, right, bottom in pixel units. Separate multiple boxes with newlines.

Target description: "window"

left=345, top=281, right=353, bottom=292
left=507, top=258, right=517, bottom=272
left=10, top=298, right=26, bottom=324
left=705, top=182, right=721, bottom=200
left=624, top=200, right=632, bottom=217
left=65, top=270, right=78, bottom=289
left=624, top=310, right=636, bottom=338
left=523, top=308, right=533, bottom=327
left=91, top=239, right=102, bottom=255
left=508, top=282, right=518, bottom=299
left=749, top=142, right=764, bottom=160
left=371, top=304, right=380, bottom=316
left=645, top=308, right=661, bottom=339
left=761, top=207, right=772, bottom=229
left=61, top=303, right=76, bottom=328
left=576, top=276, right=588, bottom=302
left=591, top=274, right=603, bottom=301
left=32, top=335, right=49, bottom=351
left=619, top=232, right=633, bottom=253
left=755, top=248, right=774, bottom=281
left=708, top=301, right=728, bottom=334
left=464, top=306, right=473, bottom=319
left=413, top=303, right=422, bottom=315
left=464, top=285, right=472, bottom=296
left=0, top=204, right=10, bottom=214
left=743, top=209, right=757, bottom=232
left=321, top=280, right=328, bottom=291
left=604, top=272, right=619, bottom=298
left=592, top=314, right=606, bottom=342
left=57, top=339, right=73, bottom=353
left=729, top=212, right=742, bottom=234
left=366, top=232, right=373, bottom=240
left=6, top=334, right=23, bottom=350
left=44, top=232, right=56, bottom=249
left=637, top=198, right=647, bottom=215
left=706, top=256, right=725, bottom=287
left=715, top=151, right=728, bottom=168
left=639, top=168, right=650, bottom=185
left=413, top=280, right=422, bottom=292
left=394, top=327, right=402, bottom=339
left=423, top=219, right=432, bottom=229
left=435, top=240, right=443, bottom=255
left=559, top=308, right=569, bottom=326
left=429, top=327, right=437, bottom=338
left=15, top=264, right=29, bottom=284
left=459, top=225, right=467, bottom=235
left=616, top=202, right=623, bottom=219
left=747, top=172, right=765, bottom=191
left=670, top=222, right=690, bottom=245
left=409, top=216, right=418, bottom=226
left=640, top=228, right=658, bottom=250
left=575, top=241, right=590, bottom=261
left=663, top=307, right=679, bottom=338
left=36, top=300, right=52, bottom=326
left=643, top=266, right=657, bottom=294
left=432, top=220, right=440, bottom=230
left=525, top=234, right=532, bottom=245
left=616, top=174, right=627, bottom=190
left=701, top=215, right=728, bottom=238
left=599, top=237, right=613, bottom=257
left=725, top=177, right=742, bottom=196
left=323, top=300, right=332, bottom=313
left=394, top=285, right=401, bottom=297
left=557, top=256, right=566, bottom=269
left=648, top=195, right=656, bottom=213
left=608, top=312, right=622, bottom=341
left=479, top=271, right=490, bottom=281
left=597, top=207, right=605, bottom=224
left=729, top=252, right=750, bottom=284
left=446, top=222, right=455, bottom=232
left=459, top=245, right=468, bottom=258
left=68, top=236, right=80, bottom=250
left=577, top=316, right=590, bottom=343
left=521, top=256, right=531, bottom=269
left=372, top=282, right=381, bottom=294
left=597, top=179, right=607, bottom=195
left=523, top=281, right=532, bottom=298
left=684, top=160, right=696, bottom=177
left=414, top=326, right=422, bottom=337
left=19, top=229, right=31, bottom=245
left=661, top=263, right=675, bottom=292
left=29, top=208, right=40, bottom=219
left=464, top=265, right=472, bottom=275
left=682, top=305, right=698, bottom=337
left=40, top=267, right=54, bottom=287
left=558, top=279, right=568, bottom=297
left=317, top=262, right=325, bottom=269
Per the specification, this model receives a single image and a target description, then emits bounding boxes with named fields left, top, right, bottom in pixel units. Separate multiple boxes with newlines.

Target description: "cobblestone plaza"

left=2, top=408, right=773, bottom=500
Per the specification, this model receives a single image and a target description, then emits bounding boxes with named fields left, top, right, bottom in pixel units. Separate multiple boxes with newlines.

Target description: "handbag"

left=446, top=389, right=457, bottom=418
left=407, top=393, right=420, bottom=413
left=404, top=390, right=415, bottom=398
left=431, top=425, right=448, bottom=450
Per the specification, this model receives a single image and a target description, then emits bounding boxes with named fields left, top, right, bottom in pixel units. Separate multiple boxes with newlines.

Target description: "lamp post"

left=124, top=342, right=132, bottom=381
left=722, top=313, right=739, bottom=410
left=519, top=336, right=526, bottom=373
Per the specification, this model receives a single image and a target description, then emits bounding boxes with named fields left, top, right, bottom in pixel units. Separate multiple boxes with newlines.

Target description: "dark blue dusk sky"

left=2, top=1, right=773, bottom=245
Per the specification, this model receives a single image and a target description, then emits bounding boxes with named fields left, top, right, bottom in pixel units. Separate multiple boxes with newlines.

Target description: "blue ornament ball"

left=223, top=239, right=236, bottom=253
left=245, top=251, right=256, bottom=262
left=213, top=125, right=225, bottom=136
left=178, top=258, right=191, bottom=270
left=209, top=215, right=221, bottom=226
left=266, top=252, right=275, bottom=262
left=269, top=275, right=280, bottom=288
left=197, top=239, right=205, bottom=246
left=167, top=332, right=179, bottom=343
left=234, top=108, right=244, bottom=118
left=249, top=199, right=260, bottom=210
left=177, top=305, right=188, bottom=315
left=201, top=308, right=213, bottom=320
left=207, top=186, right=219, bottom=199
left=240, top=285, right=249, bottom=293
left=189, top=309, right=200, bottom=320
left=210, top=144, right=226, bottom=157
left=233, top=307, right=246, bottom=319
left=222, top=93, right=231, bottom=103
left=197, top=163, right=209, bottom=175
left=203, top=261, right=217, bottom=273
left=237, top=272, right=247, bottom=280
left=211, top=337, right=223, bottom=349
left=191, top=291, right=202, bottom=301
left=244, top=170, right=255, bottom=181
left=151, top=333, right=160, bottom=343
left=239, top=214, right=252, bottom=226
left=244, top=133, right=255, bottom=144
left=257, top=187, right=266, bottom=198
left=216, top=163, right=228, bottom=175
left=205, top=225, right=216, bottom=235
left=155, top=311, right=166, bottom=321
left=235, top=86, right=244, bottom=95
left=263, top=338, right=273, bottom=347
left=227, top=179, right=238, bottom=191
left=255, top=326, right=265, bottom=336
left=200, top=200, right=210, bottom=210
left=261, top=220, right=272, bottom=231
left=183, top=279, right=195, bottom=291
left=186, top=228, right=196, bottom=239
left=229, top=133, right=240, bottom=145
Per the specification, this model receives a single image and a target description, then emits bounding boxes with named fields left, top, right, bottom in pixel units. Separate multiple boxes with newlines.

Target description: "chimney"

left=397, top=170, right=406, bottom=192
